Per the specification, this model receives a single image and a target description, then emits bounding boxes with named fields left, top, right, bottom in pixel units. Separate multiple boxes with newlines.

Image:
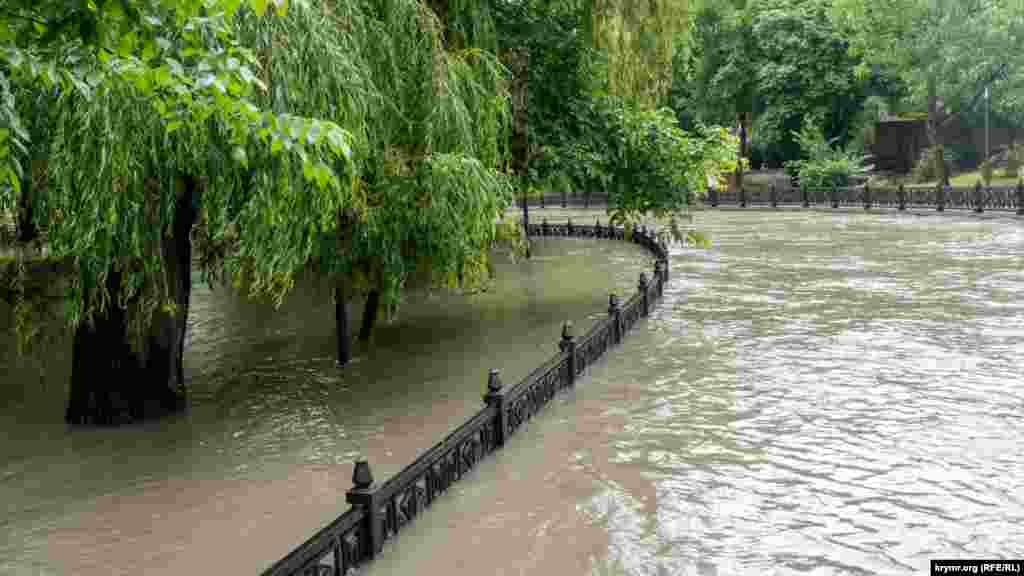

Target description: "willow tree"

left=590, top=0, right=690, bottom=107
left=227, top=0, right=515, bottom=360
left=2, top=0, right=519, bottom=424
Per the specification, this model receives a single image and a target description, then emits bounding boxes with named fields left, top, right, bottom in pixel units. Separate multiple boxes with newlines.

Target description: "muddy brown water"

left=3, top=208, right=1023, bottom=575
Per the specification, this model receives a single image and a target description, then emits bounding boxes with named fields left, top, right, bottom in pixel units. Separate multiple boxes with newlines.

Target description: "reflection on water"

left=0, top=237, right=650, bottom=576
left=364, top=209, right=1024, bottom=576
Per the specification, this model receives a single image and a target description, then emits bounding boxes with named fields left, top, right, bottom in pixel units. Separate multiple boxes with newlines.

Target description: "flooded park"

left=2, top=207, right=1023, bottom=575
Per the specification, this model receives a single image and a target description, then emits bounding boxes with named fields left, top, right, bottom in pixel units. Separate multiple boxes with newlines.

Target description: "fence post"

left=974, top=181, right=984, bottom=213
left=831, top=184, right=839, bottom=209
left=561, top=189, right=567, bottom=208
left=559, top=321, right=576, bottom=386
left=659, top=243, right=669, bottom=281
left=936, top=182, right=945, bottom=212
left=540, top=190, right=545, bottom=208
left=567, top=218, right=574, bottom=236
left=639, top=272, right=649, bottom=317
left=802, top=185, right=809, bottom=208
left=483, top=369, right=506, bottom=447
left=898, top=184, right=906, bottom=211
left=864, top=182, right=872, bottom=210
left=739, top=186, right=747, bottom=208
left=654, top=260, right=665, bottom=298
left=1017, top=179, right=1024, bottom=215
left=585, top=191, right=591, bottom=209
left=596, top=219, right=602, bottom=238
left=770, top=183, right=777, bottom=208
left=710, top=186, right=718, bottom=208
left=345, top=460, right=382, bottom=558
left=542, top=218, right=549, bottom=237
left=609, top=294, right=621, bottom=345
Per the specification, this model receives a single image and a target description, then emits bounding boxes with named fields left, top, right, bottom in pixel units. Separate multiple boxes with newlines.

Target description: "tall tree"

left=830, top=0, right=1024, bottom=182
left=1, top=0, right=515, bottom=425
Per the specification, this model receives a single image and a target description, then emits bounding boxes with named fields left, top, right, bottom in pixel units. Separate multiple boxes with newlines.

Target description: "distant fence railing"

left=260, top=220, right=670, bottom=576
left=704, top=180, right=1024, bottom=215
left=514, top=180, right=1024, bottom=216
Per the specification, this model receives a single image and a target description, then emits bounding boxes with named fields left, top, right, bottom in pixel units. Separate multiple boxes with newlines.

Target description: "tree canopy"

left=829, top=0, right=1024, bottom=176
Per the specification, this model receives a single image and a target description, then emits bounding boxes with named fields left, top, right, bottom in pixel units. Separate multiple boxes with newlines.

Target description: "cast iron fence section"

left=704, top=181, right=1024, bottom=214
left=260, top=220, right=670, bottom=576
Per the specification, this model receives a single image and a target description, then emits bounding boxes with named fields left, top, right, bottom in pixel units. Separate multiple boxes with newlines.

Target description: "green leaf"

left=232, top=146, right=248, bottom=167
left=166, top=120, right=183, bottom=133
left=326, top=127, right=352, bottom=159
left=251, top=0, right=268, bottom=17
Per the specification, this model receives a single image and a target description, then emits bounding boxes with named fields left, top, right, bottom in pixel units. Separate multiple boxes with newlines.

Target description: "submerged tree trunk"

left=335, top=277, right=351, bottom=366
left=359, top=290, right=380, bottom=342
left=65, top=174, right=198, bottom=426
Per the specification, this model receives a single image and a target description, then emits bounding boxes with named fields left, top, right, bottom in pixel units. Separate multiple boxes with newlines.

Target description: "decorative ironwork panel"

left=505, top=355, right=567, bottom=435
left=621, top=295, right=642, bottom=332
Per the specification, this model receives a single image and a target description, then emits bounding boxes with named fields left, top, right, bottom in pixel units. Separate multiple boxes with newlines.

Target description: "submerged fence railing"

left=260, top=221, right=670, bottom=576
left=515, top=180, right=1024, bottom=215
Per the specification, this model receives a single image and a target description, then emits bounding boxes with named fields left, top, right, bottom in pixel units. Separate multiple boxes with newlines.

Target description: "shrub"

left=784, top=115, right=873, bottom=189
left=911, top=146, right=954, bottom=183
left=1002, top=143, right=1023, bottom=179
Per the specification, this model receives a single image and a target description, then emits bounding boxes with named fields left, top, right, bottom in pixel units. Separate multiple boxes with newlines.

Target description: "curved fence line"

left=260, top=220, right=670, bottom=576
left=514, top=181, right=1024, bottom=215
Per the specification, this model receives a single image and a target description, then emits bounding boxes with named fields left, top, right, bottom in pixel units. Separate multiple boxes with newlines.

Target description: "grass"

left=871, top=168, right=1022, bottom=189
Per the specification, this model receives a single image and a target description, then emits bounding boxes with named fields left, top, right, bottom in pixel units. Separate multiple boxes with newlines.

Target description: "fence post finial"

left=560, top=321, right=577, bottom=387
left=483, top=369, right=506, bottom=447
left=639, top=272, right=650, bottom=317
left=346, top=460, right=382, bottom=557
left=609, top=294, right=622, bottom=344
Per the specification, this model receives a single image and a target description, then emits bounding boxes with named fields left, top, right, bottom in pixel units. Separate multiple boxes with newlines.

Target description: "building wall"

left=871, top=118, right=1020, bottom=174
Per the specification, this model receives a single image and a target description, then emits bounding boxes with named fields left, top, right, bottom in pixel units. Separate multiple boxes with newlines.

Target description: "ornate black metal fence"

left=704, top=180, right=1024, bottom=215
left=260, top=220, right=670, bottom=576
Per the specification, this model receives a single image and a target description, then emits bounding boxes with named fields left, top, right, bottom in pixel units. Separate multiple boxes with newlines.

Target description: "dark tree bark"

left=358, top=290, right=380, bottom=342
left=65, top=174, right=198, bottom=426
left=15, top=160, right=43, bottom=243
left=335, top=278, right=351, bottom=366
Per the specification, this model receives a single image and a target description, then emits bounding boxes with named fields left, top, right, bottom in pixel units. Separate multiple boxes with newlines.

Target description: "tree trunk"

left=358, top=290, right=380, bottom=342
left=926, top=77, right=951, bottom=186
left=735, top=112, right=748, bottom=190
left=15, top=160, right=43, bottom=243
left=335, top=277, right=351, bottom=366
left=65, top=174, right=198, bottom=426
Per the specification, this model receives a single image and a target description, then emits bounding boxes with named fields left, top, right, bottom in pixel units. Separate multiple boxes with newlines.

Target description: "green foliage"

left=784, top=115, right=873, bottom=189
left=831, top=0, right=1024, bottom=144
left=979, top=159, right=994, bottom=186
left=1003, top=143, right=1023, bottom=179
left=1, top=0, right=517, bottom=334
left=911, top=145, right=954, bottom=184
left=671, top=0, right=874, bottom=167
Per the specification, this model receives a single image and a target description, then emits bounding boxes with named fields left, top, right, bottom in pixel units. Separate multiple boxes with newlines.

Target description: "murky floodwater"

left=364, top=208, right=1024, bottom=576
left=0, top=235, right=651, bottom=576
left=3, top=208, right=1023, bottom=576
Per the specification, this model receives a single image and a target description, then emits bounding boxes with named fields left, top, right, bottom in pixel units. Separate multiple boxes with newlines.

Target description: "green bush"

left=1002, top=143, right=1023, bottom=179
left=784, top=115, right=873, bottom=189
left=911, top=146, right=954, bottom=183
left=980, top=159, right=994, bottom=185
